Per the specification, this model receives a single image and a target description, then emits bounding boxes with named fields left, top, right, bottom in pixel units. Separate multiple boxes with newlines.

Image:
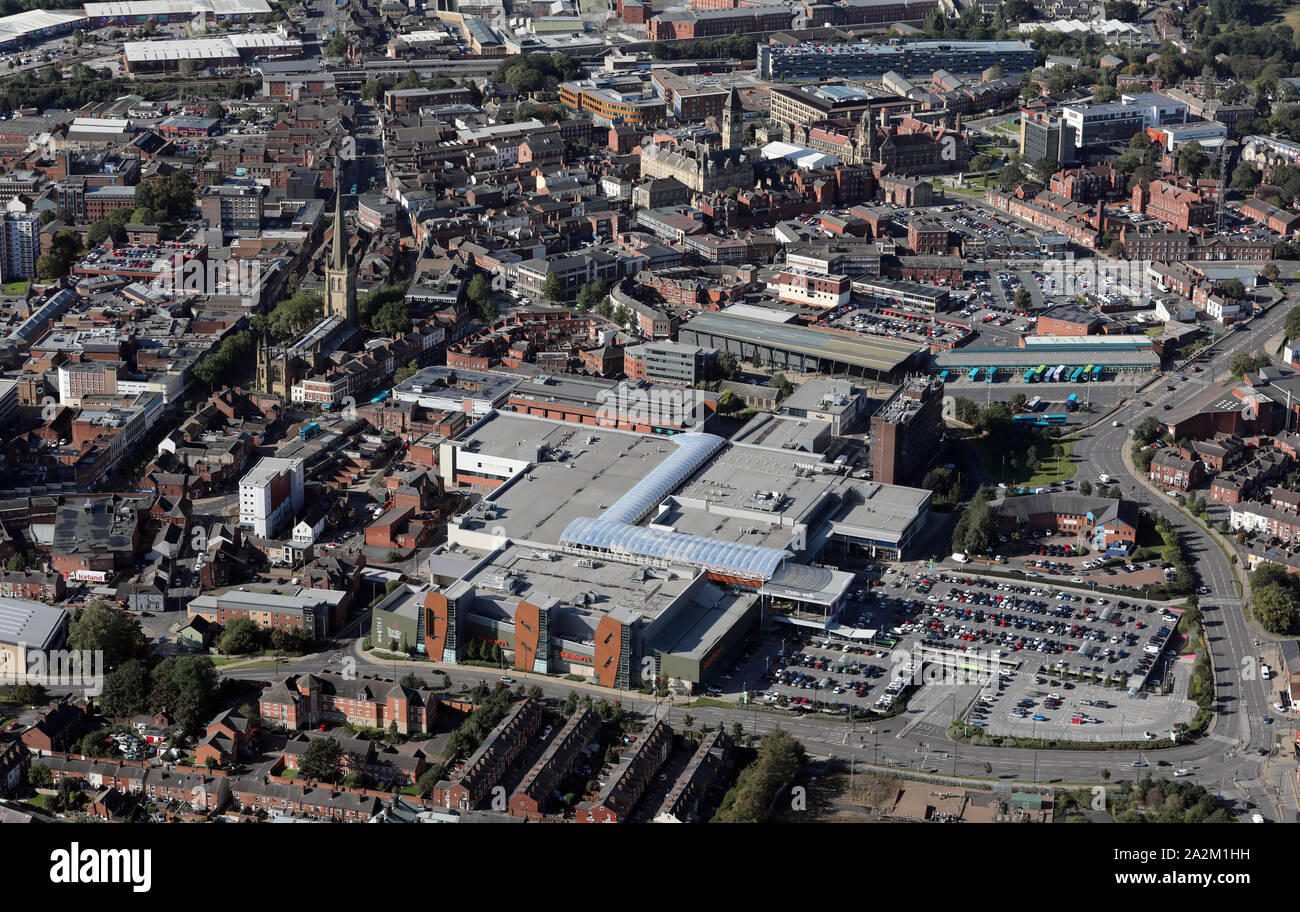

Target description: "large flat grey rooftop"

left=465, top=540, right=693, bottom=624
left=681, top=311, right=923, bottom=372
left=479, top=422, right=682, bottom=542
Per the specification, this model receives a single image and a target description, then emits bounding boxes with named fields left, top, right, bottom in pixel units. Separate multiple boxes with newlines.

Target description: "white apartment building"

left=0, top=211, right=38, bottom=281
left=239, top=456, right=305, bottom=539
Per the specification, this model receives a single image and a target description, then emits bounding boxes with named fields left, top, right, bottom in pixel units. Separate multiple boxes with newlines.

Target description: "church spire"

left=325, top=190, right=357, bottom=325
left=331, top=190, right=348, bottom=271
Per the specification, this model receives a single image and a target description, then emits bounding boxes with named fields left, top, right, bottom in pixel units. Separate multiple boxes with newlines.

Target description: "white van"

left=1261, top=664, right=1272, bottom=680
left=952, top=552, right=969, bottom=564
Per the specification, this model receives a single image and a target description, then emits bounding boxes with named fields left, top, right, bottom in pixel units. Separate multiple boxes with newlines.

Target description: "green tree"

left=27, top=763, right=52, bottom=789
left=712, top=727, right=806, bottom=823
left=717, top=350, right=740, bottom=380
left=372, top=298, right=412, bottom=335
left=300, top=735, right=344, bottom=783
left=1231, top=163, right=1260, bottom=192
left=1079, top=480, right=1092, bottom=496
left=540, top=272, right=564, bottom=301
left=1013, top=288, right=1032, bottom=309
left=1178, top=141, right=1208, bottom=178
left=219, top=616, right=261, bottom=655
left=1219, top=278, right=1246, bottom=299
left=1253, top=584, right=1298, bottom=634
left=769, top=372, right=794, bottom=399
left=68, top=603, right=146, bottom=669
left=394, top=360, right=419, bottom=384
left=267, top=290, right=324, bottom=340
left=1285, top=305, right=1300, bottom=343
left=100, top=658, right=152, bottom=718
left=326, top=34, right=348, bottom=57
left=1229, top=351, right=1271, bottom=378
left=952, top=496, right=997, bottom=556
left=147, top=656, right=218, bottom=735
left=361, top=78, right=385, bottom=103
left=466, top=273, right=491, bottom=310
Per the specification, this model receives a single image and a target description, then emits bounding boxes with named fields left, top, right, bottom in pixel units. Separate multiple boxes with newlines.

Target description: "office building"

left=868, top=377, right=943, bottom=486
left=623, top=340, right=717, bottom=386
left=238, top=456, right=305, bottom=539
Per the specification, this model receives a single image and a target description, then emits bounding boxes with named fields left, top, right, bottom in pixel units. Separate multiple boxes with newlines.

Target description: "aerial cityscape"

left=0, top=0, right=1293, bottom=837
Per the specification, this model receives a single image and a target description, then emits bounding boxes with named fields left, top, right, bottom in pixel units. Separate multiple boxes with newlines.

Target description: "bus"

left=1026, top=395, right=1043, bottom=411
left=1066, top=393, right=1078, bottom=411
left=1092, top=365, right=1102, bottom=382
left=1083, top=364, right=1095, bottom=381
left=938, top=370, right=950, bottom=383
left=370, top=391, right=391, bottom=403
left=1012, top=415, right=1039, bottom=424
left=1041, top=414, right=1068, bottom=425
left=968, top=367, right=980, bottom=381
left=1069, top=366, right=1084, bottom=383
left=1055, top=364, right=1067, bottom=382
left=1022, top=367, right=1036, bottom=383
left=1033, top=365, right=1047, bottom=381
left=985, top=367, right=995, bottom=383
left=299, top=421, right=322, bottom=441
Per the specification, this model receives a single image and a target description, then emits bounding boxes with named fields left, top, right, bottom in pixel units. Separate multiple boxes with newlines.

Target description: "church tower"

left=325, top=191, right=357, bottom=325
left=721, top=86, right=743, bottom=151
left=860, top=108, right=876, bottom=164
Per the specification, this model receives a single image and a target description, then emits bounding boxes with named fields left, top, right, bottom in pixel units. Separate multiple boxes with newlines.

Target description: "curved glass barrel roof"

left=559, top=517, right=787, bottom=580
left=599, top=431, right=726, bottom=526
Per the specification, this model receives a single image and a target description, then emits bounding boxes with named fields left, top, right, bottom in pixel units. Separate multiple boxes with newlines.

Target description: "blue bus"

left=1069, top=367, right=1084, bottom=383
left=985, top=367, right=995, bottom=383
left=1022, top=368, right=1036, bottom=383
left=1066, top=393, right=1078, bottom=411
left=938, top=370, right=949, bottom=383
left=1091, top=365, right=1102, bottom=382
left=1014, top=413, right=1069, bottom=427
left=299, top=421, right=322, bottom=441
left=968, top=367, right=980, bottom=381
left=370, top=391, right=391, bottom=403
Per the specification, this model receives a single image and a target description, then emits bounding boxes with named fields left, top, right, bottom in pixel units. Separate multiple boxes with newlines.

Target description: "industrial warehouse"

left=398, top=412, right=930, bottom=692
left=678, top=310, right=927, bottom=381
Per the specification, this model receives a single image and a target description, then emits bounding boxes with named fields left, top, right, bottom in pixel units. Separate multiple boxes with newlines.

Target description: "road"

left=1068, top=294, right=1297, bottom=817
left=206, top=296, right=1300, bottom=815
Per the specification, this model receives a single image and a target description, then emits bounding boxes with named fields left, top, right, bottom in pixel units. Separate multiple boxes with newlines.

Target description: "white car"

left=1273, top=702, right=1289, bottom=714
left=1174, top=769, right=1190, bottom=777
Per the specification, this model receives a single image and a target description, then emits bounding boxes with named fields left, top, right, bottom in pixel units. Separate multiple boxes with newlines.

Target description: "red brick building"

left=432, top=699, right=540, bottom=811
left=576, top=718, right=673, bottom=823
left=259, top=671, right=438, bottom=735
left=1132, top=180, right=1215, bottom=231
left=1148, top=446, right=1205, bottom=491
left=1036, top=303, right=1100, bottom=336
